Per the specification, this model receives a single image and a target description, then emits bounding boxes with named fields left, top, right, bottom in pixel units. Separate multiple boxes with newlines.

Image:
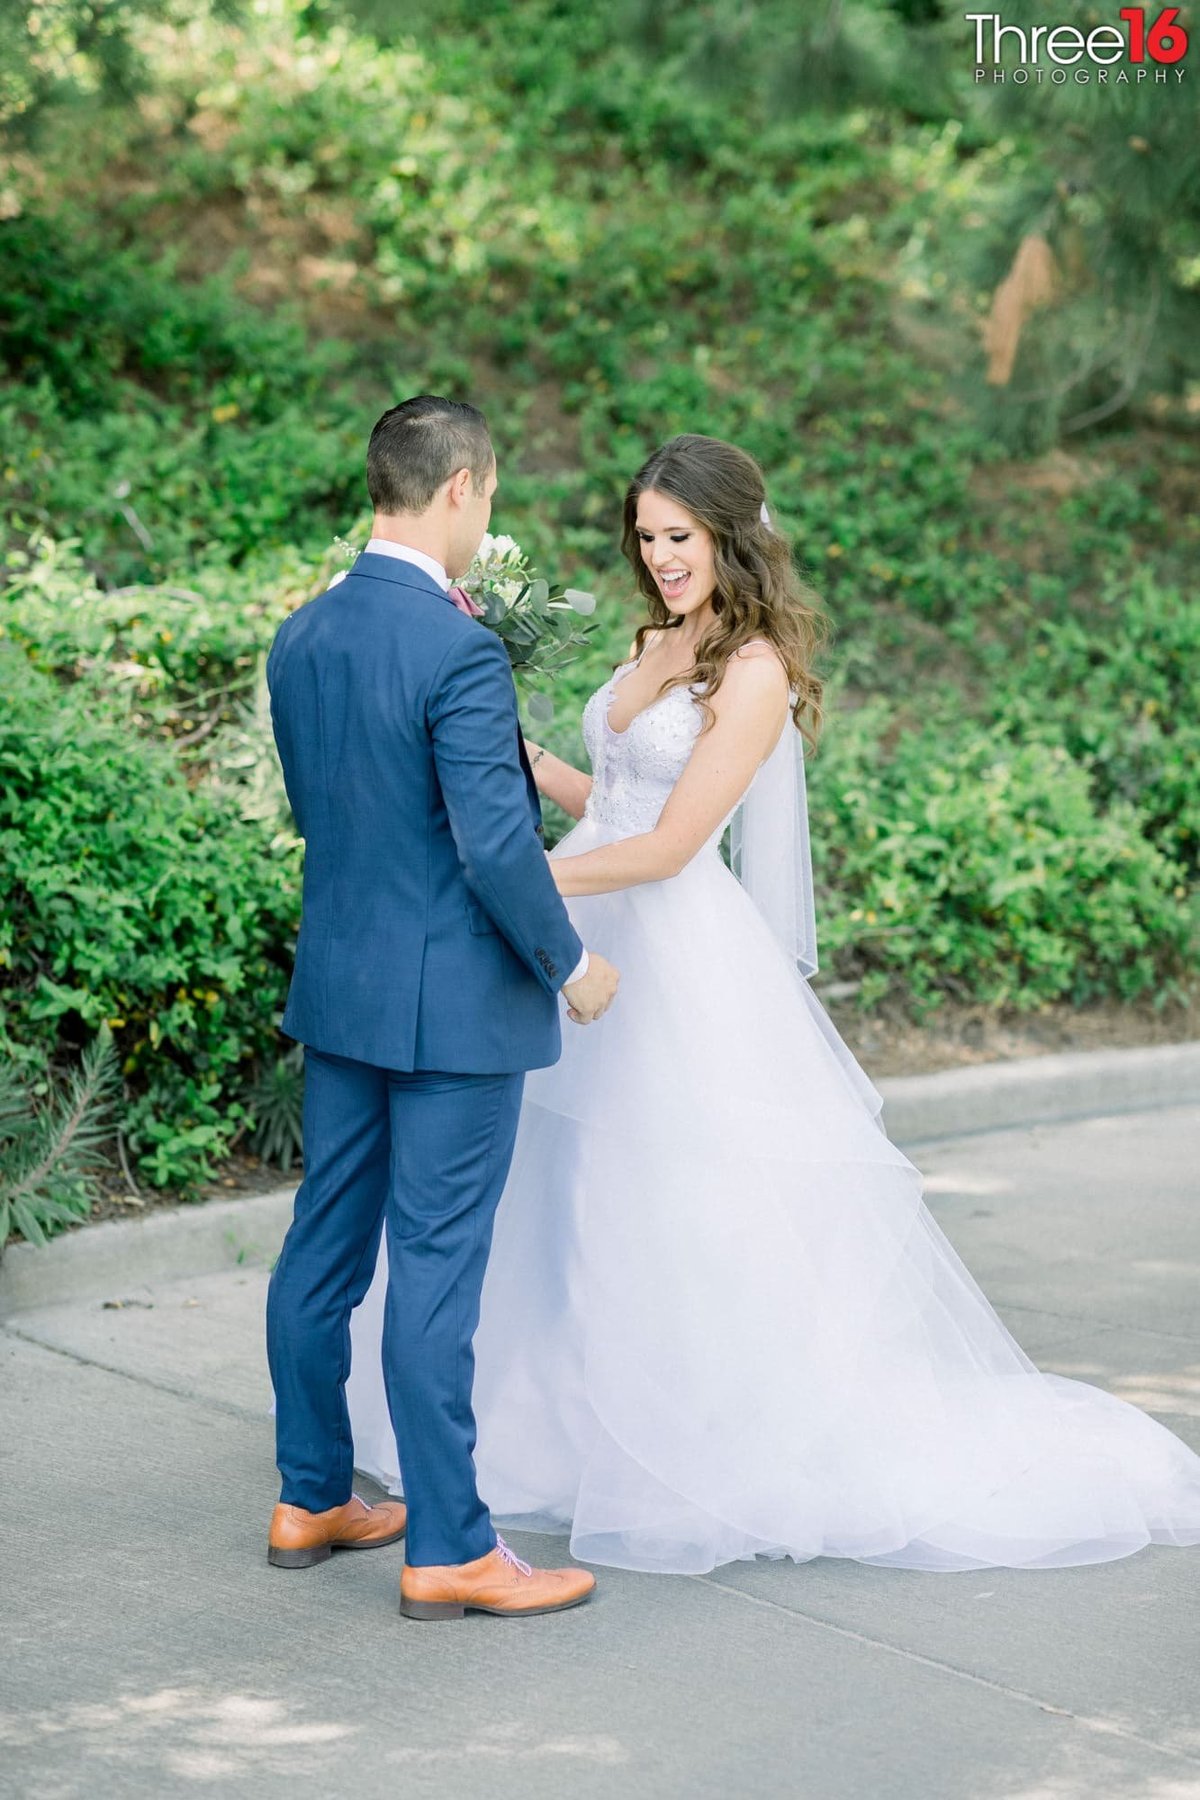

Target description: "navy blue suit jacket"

left=266, top=551, right=584, bottom=1074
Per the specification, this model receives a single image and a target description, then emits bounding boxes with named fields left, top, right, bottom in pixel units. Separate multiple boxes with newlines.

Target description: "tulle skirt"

left=347, top=815, right=1200, bottom=1573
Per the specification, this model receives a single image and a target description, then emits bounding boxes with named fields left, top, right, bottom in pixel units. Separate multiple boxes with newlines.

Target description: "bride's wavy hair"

left=621, top=434, right=829, bottom=749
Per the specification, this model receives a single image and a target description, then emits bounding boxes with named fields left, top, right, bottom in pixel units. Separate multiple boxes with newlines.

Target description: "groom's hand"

left=563, top=953, right=619, bottom=1025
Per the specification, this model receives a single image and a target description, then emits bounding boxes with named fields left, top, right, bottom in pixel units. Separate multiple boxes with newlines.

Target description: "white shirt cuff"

left=565, top=948, right=590, bottom=987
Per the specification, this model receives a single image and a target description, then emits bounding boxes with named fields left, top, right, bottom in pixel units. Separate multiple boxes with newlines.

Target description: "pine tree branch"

left=0, top=1036, right=117, bottom=1212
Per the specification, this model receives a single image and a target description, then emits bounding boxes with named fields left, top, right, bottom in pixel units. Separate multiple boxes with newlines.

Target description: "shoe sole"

left=268, top=1525, right=407, bottom=1569
left=399, top=1589, right=594, bottom=1621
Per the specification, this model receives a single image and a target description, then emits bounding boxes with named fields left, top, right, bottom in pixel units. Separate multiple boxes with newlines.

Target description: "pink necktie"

left=447, top=584, right=485, bottom=618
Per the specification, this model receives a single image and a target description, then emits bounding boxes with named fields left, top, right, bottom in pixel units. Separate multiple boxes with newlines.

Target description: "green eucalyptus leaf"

left=526, top=691, right=555, bottom=725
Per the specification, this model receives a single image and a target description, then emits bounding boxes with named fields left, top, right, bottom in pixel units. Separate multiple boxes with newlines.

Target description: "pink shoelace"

left=495, top=1535, right=533, bottom=1577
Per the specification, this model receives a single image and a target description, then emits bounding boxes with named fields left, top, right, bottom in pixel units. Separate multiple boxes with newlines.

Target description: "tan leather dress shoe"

left=268, top=1494, right=407, bottom=1568
left=400, top=1535, right=596, bottom=1620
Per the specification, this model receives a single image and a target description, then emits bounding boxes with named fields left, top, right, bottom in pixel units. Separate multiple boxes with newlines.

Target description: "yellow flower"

left=211, top=403, right=240, bottom=423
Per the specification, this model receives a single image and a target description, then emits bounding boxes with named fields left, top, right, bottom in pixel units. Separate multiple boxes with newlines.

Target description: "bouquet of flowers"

left=452, top=533, right=596, bottom=726
left=332, top=530, right=595, bottom=727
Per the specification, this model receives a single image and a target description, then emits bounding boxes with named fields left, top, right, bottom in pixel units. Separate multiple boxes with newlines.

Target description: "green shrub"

left=991, top=573, right=1200, bottom=877
left=0, top=212, right=322, bottom=419
left=0, top=645, right=301, bottom=1193
left=0, top=210, right=366, bottom=580
left=0, top=377, right=365, bottom=584
left=809, top=701, right=1195, bottom=1013
left=2, top=532, right=287, bottom=701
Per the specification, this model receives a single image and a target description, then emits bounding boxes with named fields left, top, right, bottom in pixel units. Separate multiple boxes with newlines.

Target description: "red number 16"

left=1119, top=7, right=1190, bottom=62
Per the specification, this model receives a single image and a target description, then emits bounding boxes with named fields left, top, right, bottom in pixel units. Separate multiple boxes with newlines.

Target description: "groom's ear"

left=446, top=467, right=474, bottom=509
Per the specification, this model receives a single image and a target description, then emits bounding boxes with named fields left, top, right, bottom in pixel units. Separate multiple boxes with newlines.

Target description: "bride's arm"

left=522, top=739, right=593, bottom=821
left=550, top=649, right=790, bottom=897
left=522, top=634, right=648, bottom=823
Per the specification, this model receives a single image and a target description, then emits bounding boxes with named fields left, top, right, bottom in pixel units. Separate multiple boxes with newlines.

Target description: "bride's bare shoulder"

left=711, top=639, right=789, bottom=735
left=731, top=636, right=785, bottom=669
left=725, top=638, right=788, bottom=691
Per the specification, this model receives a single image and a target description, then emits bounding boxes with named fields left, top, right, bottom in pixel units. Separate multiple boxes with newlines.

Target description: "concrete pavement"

left=2, top=1104, right=1199, bottom=1798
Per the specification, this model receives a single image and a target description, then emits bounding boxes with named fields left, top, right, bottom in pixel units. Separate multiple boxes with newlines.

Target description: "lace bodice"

left=581, top=660, right=705, bottom=836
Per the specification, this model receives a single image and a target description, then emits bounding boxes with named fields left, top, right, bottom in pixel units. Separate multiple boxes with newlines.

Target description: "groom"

left=265, top=395, right=618, bottom=1619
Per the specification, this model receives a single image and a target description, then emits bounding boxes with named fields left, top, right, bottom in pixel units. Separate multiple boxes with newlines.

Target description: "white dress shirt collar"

left=364, top=537, right=450, bottom=592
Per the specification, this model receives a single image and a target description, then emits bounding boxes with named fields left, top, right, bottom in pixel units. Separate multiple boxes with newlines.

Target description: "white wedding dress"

left=346, top=658, right=1200, bottom=1573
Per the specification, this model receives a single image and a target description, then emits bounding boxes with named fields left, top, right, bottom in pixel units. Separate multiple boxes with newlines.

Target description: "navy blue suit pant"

left=266, top=1047, right=524, bottom=1567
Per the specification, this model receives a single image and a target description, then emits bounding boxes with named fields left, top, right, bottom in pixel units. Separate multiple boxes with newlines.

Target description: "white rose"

left=478, top=532, right=521, bottom=562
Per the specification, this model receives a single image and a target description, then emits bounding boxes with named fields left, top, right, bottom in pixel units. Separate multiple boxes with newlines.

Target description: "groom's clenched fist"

left=563, top=953, right=619, bottom=1025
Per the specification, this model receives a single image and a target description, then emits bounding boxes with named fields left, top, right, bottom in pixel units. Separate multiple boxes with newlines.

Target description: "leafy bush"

left=0, top=212, right=365, bottom=581
left=809, top=701, right=1195, bottom=1014
left=991, top=573, right=1200, bottom=878
left=0, top=212, right=325, bottom=419
left=0, top=645, right=301, bottom=1193
left=2, top=532, right=287, bottom=702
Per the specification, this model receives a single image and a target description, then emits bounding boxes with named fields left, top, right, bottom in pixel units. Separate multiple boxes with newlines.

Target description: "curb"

left=879, top=1039, right=1200, bottom=1147
left=0, top=1187, right=298, bottom=1321
left=2, top=1042, right=1196, bottom=1320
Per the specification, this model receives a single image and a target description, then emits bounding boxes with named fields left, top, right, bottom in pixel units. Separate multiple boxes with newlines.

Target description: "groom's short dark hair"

left=367, top=395, right=493, bottom=514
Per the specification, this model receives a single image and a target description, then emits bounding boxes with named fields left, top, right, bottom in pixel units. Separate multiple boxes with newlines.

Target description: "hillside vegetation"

left=1, top=0, right=1197, bottom=1215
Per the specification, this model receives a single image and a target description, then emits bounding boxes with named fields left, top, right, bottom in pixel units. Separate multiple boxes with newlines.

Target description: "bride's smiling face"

left=635, top=489, right=717, bottom=618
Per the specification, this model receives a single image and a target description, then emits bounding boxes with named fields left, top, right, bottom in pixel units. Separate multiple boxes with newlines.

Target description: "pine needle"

left=0, top=1028, right=121, bottom=1252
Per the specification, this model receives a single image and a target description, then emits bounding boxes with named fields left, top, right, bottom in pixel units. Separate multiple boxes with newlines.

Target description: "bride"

left=347, top=432, right=1200, bottom=1574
